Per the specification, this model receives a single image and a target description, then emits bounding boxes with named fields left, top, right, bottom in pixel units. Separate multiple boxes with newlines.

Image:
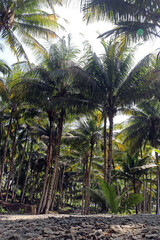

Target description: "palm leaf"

left=120, top=193, right=144, bottom=213
left=99, top=179, right=119, bottom=213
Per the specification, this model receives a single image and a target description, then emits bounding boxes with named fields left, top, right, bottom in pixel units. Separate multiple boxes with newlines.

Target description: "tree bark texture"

left=0, top=110, right=13, bottom=198
left=21, top=140, right=33, bottom=203
left=107, top=114, right=113, bottom=184
left=103, top=116, right=107, bottom=182
left=38, top=114, right=53, bottom=214
left=44, top=109, right=64, bottom=214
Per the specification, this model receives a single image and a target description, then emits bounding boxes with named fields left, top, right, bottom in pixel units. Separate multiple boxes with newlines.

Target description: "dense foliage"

left=0, top=0, right=160, bottom=216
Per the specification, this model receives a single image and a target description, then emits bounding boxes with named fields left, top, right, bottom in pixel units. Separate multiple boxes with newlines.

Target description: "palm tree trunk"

left=41, top=143, right=56, bottom=213
left=85, top=143, right=93, bottom=215
left=149, top=169, right=152, bottom=214
left=13, top=134, right=28, bottom=202
left=29, top=171, right=40, bottom=203
left=5, top=122, right=17, bottom=202
left=104, top=116, right=107, bottom=181
left=153, top=139, right=160, bottom=215
left=38, top=113, right=53, bottom=214
left=0, top=110, right=13, bottom=198
left=133, top=175, right=138, bottom=214
left=44, top=109, right=64, bottom=214
left=155, top=151, right=160, bottom=215
left=107, top=114, right=113, bottom=184
left=143, top=174, right=146, bottom=214
left=81, top=158, right=85, bottom=215
left=84, top=156, right=88, bottom=214
left=59, top=169, right=64, bottom=209
left=21, top=140, right=33, bottom=203
left=50, top=169, right=59, bottom=211
left=41, top=168, right=52, bottom=213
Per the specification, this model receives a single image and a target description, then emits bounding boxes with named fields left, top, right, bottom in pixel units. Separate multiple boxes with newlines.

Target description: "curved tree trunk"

left=107, top=114, right=113, bottom=184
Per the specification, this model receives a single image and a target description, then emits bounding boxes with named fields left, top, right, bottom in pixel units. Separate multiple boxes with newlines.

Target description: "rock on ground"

left=0, top=214, right=160, bottom=240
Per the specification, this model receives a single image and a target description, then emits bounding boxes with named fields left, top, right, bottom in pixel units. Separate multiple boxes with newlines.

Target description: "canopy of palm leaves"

left=81, top=0, right=160, bottom=42
left=119, top=99, right=160, bottom=152
left=0, top=0, right=64, bottom=61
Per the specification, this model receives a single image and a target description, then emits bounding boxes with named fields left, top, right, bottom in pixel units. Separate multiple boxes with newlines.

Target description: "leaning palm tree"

left=82, top=39, right=156, bottom=184
left=81, top=0, right=160, bottom=42
left=0, top=0, right=64, bottom=61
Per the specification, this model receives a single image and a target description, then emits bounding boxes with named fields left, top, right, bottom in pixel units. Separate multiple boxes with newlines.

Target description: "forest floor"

left=0, top=213, right=160, bottom=239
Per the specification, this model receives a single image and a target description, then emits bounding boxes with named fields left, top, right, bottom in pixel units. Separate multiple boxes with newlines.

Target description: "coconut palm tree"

left=0, top=0, right=64, bottom=61
left=14, top=35, right=95, bottom=213
left=81, top=0, right=160, bottom=42
left=119, top=99, right=160, bottom=214
left=82, top=39, right=155, bottom=184
left=64, top=116, right=102, bottom=214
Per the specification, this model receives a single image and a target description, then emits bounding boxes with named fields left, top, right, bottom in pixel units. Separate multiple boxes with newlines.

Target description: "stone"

left=8, top=236, right=19, bottom=240
left=141, top=228, right=149, bottom=233
left=0, top=214, right=160, bottom=240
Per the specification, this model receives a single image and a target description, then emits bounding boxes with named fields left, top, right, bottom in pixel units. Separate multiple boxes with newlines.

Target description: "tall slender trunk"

left=155, top=151, right=160, bottom=215
left=41, top=143, right=56, bottom=213
left=20, top=140, right=33, bottom=203
left=59, top=169, right=64, bottom=209
left=143, top=174, right=146, bottom=214
left=133, top=175, right=138, bottom=214
left=84, top=155, right=89, bottom=215
left=152, top=138, right=160, bottom=215
left=149, top=169, right=152, bottom=214
left=0, top=110, right=13, bottom=198
left=103, top=116, right=107, bottom=182
left=5, top=122, right=18, bottom=202
left=50, top=169, right=59, bottom=211
left=85, top=143, right=93, bottom=215
left=0, top=123, right=2, bottom=171
left=107, top=114, right=113, bottom=184
left=13, top=134, right=28, bottom=202
left=81, top=158, right=85, bottom=215
left=41, top=168, right=52, bottom=213
left=38, top=112, right=54, bottom=214
left=29, top=171, right=40, bottom=203
left=44, top=109, right=64, bottom=214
